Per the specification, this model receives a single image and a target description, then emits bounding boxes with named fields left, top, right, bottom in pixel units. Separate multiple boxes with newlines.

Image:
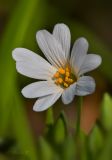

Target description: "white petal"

left=78, top=54, right=102, bottom=76
left=76, top=76, right=95, bottom=96
left=70, top=37, right=88, bottom=74
left=53, top=23, right=71, bottom=60
left=22, top=81, right=61, bottom=98
left=36, top=30, right=67, bottom=68
left=33, top=90, right=63, bottom=112
left=62, top=83, right=76, bottom=104
left=12, top=48, right=57, bottom=80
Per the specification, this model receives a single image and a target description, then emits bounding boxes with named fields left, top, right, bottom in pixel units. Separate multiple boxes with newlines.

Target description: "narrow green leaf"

left=62, top=136, right=75, bottom=160
left=0, top=0, right=44, bottom=159
left=0, top=0, right=39, bottom=134
left=89, top=125, right=104, bottom=155
left=98, top=132, right=112, bottom=160
left=0, top=0, right=38, bottom=104
left=101, top=93, right=112, bottom=131
left=80, top=132, right=88, bottom=160
left=38, top=137, right=54, bottom=160
left=12, top=95, right=38, bottom=160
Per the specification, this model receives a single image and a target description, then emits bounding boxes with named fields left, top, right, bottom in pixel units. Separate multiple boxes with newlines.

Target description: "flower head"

left=12, top=23, right=102, bottom=111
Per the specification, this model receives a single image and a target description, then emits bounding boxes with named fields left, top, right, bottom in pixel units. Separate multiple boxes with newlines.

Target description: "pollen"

left=68, top=78, right=74, bottom=83
left=53, top=72, right=60, bottom=78
left=57, top=78, right=63, bottom=84
left=58, top=68, right=65, bottom=74
left=65, top=71, right=70, bottom=77
left=65, top=67, right=70, bottom=72
left=64, top=83, right=69, bottom=87
left=65, top=76, right=69, bottom=82
left=53, top=66, right=76, bottom=88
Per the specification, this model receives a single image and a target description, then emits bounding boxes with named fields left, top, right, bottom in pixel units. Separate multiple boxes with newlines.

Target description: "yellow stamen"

left=53, top=66, right=76, bottom=88
left=64, top=83, right=68, bottom=87
left=68, top=78, right=74, bottom=83
left=65, top=67, right=70, bottom=72
left=57, top=78, right=63, bottom=84
left=58, top=68, right=65, bottom=74
left=54, top=72, right=60, bottom=78
left=65, top=71, right=70, bottom=77
left=65, top=76, right=69, bottom=82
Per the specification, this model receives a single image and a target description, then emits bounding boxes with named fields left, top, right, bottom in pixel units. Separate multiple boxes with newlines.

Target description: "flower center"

left=53, top=67, right=77, bottom=88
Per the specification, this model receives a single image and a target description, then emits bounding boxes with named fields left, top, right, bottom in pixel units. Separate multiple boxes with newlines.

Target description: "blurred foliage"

left=1, top=93, right=112, bottom=159
left=0, top=0, right=112, bottom=159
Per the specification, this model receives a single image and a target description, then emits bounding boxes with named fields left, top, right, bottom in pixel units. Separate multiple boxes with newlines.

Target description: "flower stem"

left=76, top=96, right=83, bottom=136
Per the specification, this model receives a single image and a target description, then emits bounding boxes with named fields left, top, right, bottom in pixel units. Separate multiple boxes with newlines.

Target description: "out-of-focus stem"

left=76, top=96, right=83, bottom=137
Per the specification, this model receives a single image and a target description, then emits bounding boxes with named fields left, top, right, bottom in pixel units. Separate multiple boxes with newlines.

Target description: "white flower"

left=12, top=23, right=102, bottom=112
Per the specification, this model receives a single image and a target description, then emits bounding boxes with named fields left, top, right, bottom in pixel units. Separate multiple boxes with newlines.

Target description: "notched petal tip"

left=78, top=53, right=102, bottom=76
left=36, top=28, right=67, bottom=68
left=53, top=23, right=71, bottom=60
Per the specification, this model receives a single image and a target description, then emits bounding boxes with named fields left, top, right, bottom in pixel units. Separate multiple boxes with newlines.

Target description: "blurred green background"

left=0, top=0, right=112, bottom=159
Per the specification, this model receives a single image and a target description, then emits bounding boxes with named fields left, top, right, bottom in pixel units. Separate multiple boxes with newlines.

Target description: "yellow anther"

left=55, top=79, right=59, bottom=85
left=65, top=76, right=69, bottom=82
left=65, top=67, right=70, bottom=72
left=53, top=66, right=76, bottom=88
left=58, top=68, right=65, bottom=74
left=68, top=78, right=74, bottom=83
left=54, top=72, right=60, bottom=78
left=57, top=78, right=63, bottom=84
left=65, top=71, right=70, bottom=77
left=64, top=83, right=68, bottom=88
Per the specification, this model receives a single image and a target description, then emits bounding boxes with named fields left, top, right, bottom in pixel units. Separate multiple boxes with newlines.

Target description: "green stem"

left=75, top=97, right=83, bottom=160
left=76, top=96, right=83, bottom=136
